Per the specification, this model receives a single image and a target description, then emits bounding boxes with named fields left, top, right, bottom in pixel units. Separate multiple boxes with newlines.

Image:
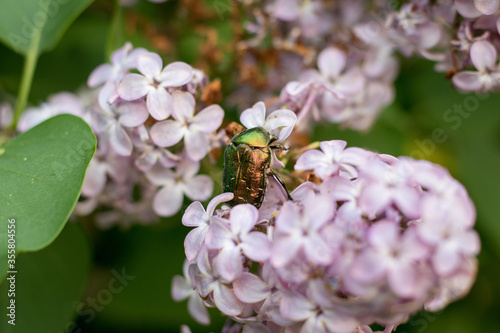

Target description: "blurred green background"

left=1, top=0, right=499, bottom=332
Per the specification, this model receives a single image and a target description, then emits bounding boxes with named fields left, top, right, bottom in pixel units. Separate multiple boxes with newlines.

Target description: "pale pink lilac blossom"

left=175, top=138, right=479, bottom=332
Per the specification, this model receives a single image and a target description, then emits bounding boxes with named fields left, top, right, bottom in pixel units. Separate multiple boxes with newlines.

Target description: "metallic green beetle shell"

left=223, top=127, right=274, bottom=208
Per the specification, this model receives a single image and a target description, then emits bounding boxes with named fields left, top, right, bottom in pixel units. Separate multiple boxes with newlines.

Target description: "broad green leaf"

left=0, top=0, right=94, bottom=56
left=0, top=223, right=91, bottom=333
left=0, top=114, right=96, bottom=279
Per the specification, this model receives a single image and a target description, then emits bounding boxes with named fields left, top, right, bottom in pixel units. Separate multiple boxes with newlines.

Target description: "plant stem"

left=11, top=41, right=40, bottom=130
left=106, top=0, right=124, bottom=59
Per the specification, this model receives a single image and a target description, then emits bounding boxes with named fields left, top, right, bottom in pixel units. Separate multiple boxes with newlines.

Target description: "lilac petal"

left=118, top=73, right=153, bottom=101
left=304, top=195, right=334, bottom=229
left=452, top=71, right=482, bottom=91
left=205, top=219, right=233, bottom=249
left=271, top=236, right=302, bottom=268
left=171, top=275, right=192, bottom=301
left=158, top=148, right=179, bottom=168
left=240, top=101, right=266, bottom=129
left=334, top=67, right=366, bottom=95
left=301, top=316, right=326, bottom=333
left=184, top=130, right=209, bottom=161
left=264, top=109, right=297, bottom=143
left=150, top=120, right=185, bottom=147
left=417, top=22, right=441, bottom=49
left=117, top=101, right=149, bottom=127
left=295, top=149, right=329, bottom=171
left=216, top=246, right=243, bottom=281
left=349, top=251, right=386, bottom=283
left=273, top=0, right=300, bottom=21
left=137, top=52, right=162, bottom=78
left=145, top=163, right=175, bottom=186
left=88, top=64, right=112, bottom=87
left=126, top=47, right=149, bottom=68
left=318, top=47, right=346, bottom=79
left=153, top=184, right=184, bottom=217
left=177, top=158, right=200, bottom=179
left=109, top=123, right=133, bottom=156
left=303, top=233, right=333, bottom=265
left=233, top=272, right=269, bottom=303
left=191, top=104, right=225, bottom=133
left=230, top=204, right=259, bottom=235
left=207, top=192, right=235, bottom=215
left=184, top=224, right=208, bottom=261
left=172, top=91, right=195, bottom=122
left=394, top=186, right=421, bottom=219
left=322, top=310, right=359, bottom=333
left=160, top=61, right=193, bottom=87
left=474, top=0, right=500, bottom=15
left=455, top=0, right=482, bottom=18
left=81, top=159, right=107, bottom=197
left=471, top=40, right=497, bottom=71
left=75, top=197, right=98, bottom=216
left=17, top=109, right=49, bottom=132
left=184, top=174, right=213, bottom=201
left=359, top=183, right=392, bottom=216
left=188, top=294, right=210, bottom=325
left=433, top=243, right=461, bottom=276
left=320, top=140, right=346, bottom=161
left=147, top=88, right=173, bottom=120
left=240, top=232, right=270, bottom=262
left=280, top=292, right=313, bottom=321
left=212, top=284, right=242, bottom=316
left=283, top=81, right=308, bottom=96
left=182, top=201, right=206, bottom=226
left=110, top=42, right=132, bottom=64
left=274, top=201, right=300, bottom=233
left=368, top=220, right=399, bottom=248
left=388, top=263, right=420, bottom=297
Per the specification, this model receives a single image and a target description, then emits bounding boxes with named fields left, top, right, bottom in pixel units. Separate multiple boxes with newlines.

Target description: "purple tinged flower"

left=233, top=272, right=270, bottom=304
left=417, top=195, right=480, bottom=276
left=194, top=247, right=243, bottom=316
left=172, top=260, right=210, bottom=325
left=295, top=140, right=371, bottom=179
left=150, top=91, right=224, bottom=161
left=349, top=221, right=431, bottom=298
left=182, top=192, right=234, bottom=261
left=0, top=103, right=13, bottom=129
left=17, top=92, right=84, bottom=132
left=240, top=101, right=296, bottom=143
left=271, top=196, right=335, bottom=268
left=131, top=125, right=179, bottom=172
left=118, top=52, right=193, bottom=120
left=88, top=42, right=147, bottom=87
left=280, top=291, right=359, bottom=333
left=453, top=40, right=500, bottom=92
left=455, top=0, right=483, bottom=18
left=95, top=81, right=149, bottom=156
left=358, top=156, right=422, bottom=219
left=206, top=204, right=271, bottom=281
left=146, top=158, right=213, bottom=217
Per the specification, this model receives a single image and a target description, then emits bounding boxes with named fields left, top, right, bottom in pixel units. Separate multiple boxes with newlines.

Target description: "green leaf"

left=0, top=0, right=94, bottom=56
left=0, top=223, right=91, bottom=333
left=0, top=114, right=96, bottom=279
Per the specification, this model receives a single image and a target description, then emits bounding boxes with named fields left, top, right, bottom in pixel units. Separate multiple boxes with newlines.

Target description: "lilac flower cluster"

left=173, top=108, right=479, bottom=332
left=17, top=43, right=224, bottom=228
left=236, top=0, right=500, bottom=131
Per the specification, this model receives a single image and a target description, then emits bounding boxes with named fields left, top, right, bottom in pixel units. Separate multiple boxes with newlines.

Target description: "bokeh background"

left=0, top=1, right=499, bottom=332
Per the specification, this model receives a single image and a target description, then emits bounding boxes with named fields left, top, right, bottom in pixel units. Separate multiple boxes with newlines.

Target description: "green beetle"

left=223, top=126, right=292, bottom=208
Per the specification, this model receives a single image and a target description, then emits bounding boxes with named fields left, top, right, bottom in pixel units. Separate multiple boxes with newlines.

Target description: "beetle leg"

left=269, top=170, right=293, bottom=201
